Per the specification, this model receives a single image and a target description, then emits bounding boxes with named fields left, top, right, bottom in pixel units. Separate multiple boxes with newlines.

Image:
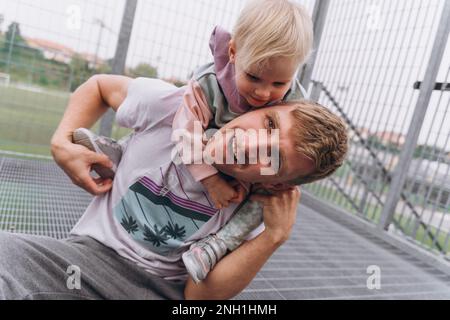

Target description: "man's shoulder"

left=128, top=77, right=178, bottom=98
left=126, top=77, right=183, bottom=112
left=116, top=77, right=183, bottom=131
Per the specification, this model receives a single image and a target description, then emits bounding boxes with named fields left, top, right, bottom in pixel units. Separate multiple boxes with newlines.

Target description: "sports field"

left=0, top=85, right=130, bottom=157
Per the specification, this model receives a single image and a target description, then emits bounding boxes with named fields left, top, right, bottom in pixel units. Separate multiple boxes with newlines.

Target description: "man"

left=0, top=75, right=346, bottom=300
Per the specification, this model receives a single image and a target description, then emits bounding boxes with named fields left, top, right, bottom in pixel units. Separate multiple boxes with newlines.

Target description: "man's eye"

left=267, top=117, right=276, bottom=131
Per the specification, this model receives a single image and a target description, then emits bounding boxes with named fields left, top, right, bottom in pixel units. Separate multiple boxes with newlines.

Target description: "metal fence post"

left=299, top=0, right=330, bottom=92
left=310, top=81, right=323, bottom=102
left=6, top=22, right=17, bottom=74
left=379, top=0, right=450, bottom=230
left=99, top=0, right=138, bottom=137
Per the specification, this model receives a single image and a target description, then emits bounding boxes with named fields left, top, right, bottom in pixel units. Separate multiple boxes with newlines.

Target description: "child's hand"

left=202, top=174, right=246, bottom=209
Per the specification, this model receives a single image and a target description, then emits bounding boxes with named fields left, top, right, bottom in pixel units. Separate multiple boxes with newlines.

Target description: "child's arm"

left=173, top=80, right=246, bottom=208
left=172, top=80, right=217, bottom=179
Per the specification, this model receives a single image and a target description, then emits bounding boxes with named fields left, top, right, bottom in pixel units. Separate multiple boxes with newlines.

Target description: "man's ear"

left=228, top=39, right=236, bottom=64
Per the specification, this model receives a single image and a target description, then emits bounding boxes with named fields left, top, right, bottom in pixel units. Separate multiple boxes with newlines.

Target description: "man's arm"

left=51, top=74, right=131, bottom=195
left=185, top=228, right=284, bottom=300
left=184, top=187, right=301, bottom=300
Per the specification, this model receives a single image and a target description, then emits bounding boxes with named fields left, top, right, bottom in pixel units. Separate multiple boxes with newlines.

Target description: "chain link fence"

left=305, top=0, right=450, bottom=258
left=0, top=0, right=449, bottom=260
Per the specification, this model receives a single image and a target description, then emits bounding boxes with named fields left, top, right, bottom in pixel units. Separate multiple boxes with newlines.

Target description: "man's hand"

left=250, top=187, right=301, bottom=244
left=185, top=187, right=301, bottom=300
left=50, top=75, right=130, bottom=195
left=51, top=138, right=114, bottom=195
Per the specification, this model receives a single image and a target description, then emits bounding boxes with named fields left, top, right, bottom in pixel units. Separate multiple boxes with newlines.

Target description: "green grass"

left=0, top=86, right=69, bottom=156
left=0, top=85, right=131, bottom=157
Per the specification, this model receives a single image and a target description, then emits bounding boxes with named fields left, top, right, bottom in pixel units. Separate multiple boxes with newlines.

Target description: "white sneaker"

left=182, top=235, right=228, bottom=283
left=72, top=128, right=123, bottom=179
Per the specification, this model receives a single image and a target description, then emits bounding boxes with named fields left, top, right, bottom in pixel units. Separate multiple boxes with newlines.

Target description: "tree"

left=68, top=54, right=94, bottom=91
left=414, top=144, right=448, bottom=162
left=4, top=22, right=26, bottom=50
left=367, top=135, right=384, bottom=150
left=127, top=63, right=158, bottom=79
left=95, top=61, right=112, bottom=74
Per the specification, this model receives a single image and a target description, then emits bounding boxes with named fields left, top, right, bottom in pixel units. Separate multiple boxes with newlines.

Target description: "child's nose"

left=254, top=87, right=270, bottom=99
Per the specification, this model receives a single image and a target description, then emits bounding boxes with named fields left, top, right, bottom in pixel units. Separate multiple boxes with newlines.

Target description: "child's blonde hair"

left=286, top=100, right=349, bottom=185
left=232, top=0, right=313, bottom=72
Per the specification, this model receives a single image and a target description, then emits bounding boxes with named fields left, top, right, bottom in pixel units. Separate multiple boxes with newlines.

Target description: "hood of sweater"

left=209, top=26, right=252, bottom=114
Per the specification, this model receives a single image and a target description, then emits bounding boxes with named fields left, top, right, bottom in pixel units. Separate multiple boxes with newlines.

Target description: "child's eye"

left=274, top=82, right=287, bottom=87
left=246, top=73, right=259, bottom=82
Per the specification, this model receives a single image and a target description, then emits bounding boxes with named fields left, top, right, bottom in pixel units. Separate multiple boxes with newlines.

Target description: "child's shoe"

left=182, top=235, right=228, bottom=283
left=72, top=128, right=123, bottom=179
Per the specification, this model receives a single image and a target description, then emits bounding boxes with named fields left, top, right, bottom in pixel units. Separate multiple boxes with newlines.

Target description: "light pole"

left=0, top=14, right=4, bottom=34
left=6, top=22, right=17, bottom=74
left=93, top=18, right=116, bottom=69
left=99, top=0, right=138, bottom=137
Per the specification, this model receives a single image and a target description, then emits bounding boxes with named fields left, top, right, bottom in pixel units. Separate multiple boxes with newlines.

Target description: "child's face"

left=229, top=41, right=298, bottom=108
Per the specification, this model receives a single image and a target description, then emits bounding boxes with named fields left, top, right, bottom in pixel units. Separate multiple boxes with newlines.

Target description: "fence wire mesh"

left=0, top=0, right=448, bottom=258
left=305, top=0, right=450, bottom=257
left=0, top=156, right=92, bottom=238
left=0, top=0, right=124, bottom=156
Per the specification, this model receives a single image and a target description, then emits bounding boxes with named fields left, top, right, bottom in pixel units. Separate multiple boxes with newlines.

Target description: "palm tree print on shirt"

left=121, top=215, right=139, bottom=234
left=115, top=168, right=219, bottom=254
left=120, top=200, right=139, bottom=234
left=133, top=190, right=185, bottom=245
left=164, top=220, right=186, bottom=240
left=143, top=224, right=170, bottom=247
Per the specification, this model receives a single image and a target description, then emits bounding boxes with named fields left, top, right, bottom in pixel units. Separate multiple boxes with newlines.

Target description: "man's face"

left=208, top=104, right=315, bottom=187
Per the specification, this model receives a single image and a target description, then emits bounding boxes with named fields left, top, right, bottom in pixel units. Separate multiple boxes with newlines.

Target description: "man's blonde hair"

left=286, top=100, right=349, bottom=185
left=232, top=0, right=313, bottom=71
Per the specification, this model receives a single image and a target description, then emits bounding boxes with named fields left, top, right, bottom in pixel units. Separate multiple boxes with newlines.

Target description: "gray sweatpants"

left=0, top=231, right=185, bottom=300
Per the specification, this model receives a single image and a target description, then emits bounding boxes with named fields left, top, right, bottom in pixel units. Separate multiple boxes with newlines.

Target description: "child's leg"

left=214, top=188, right=270, bottom=251
left=72, top=128, right=123, bottom=179
left=216, top=199, right=263, bottom=251
left=182, top=197, right=264, bottom=283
